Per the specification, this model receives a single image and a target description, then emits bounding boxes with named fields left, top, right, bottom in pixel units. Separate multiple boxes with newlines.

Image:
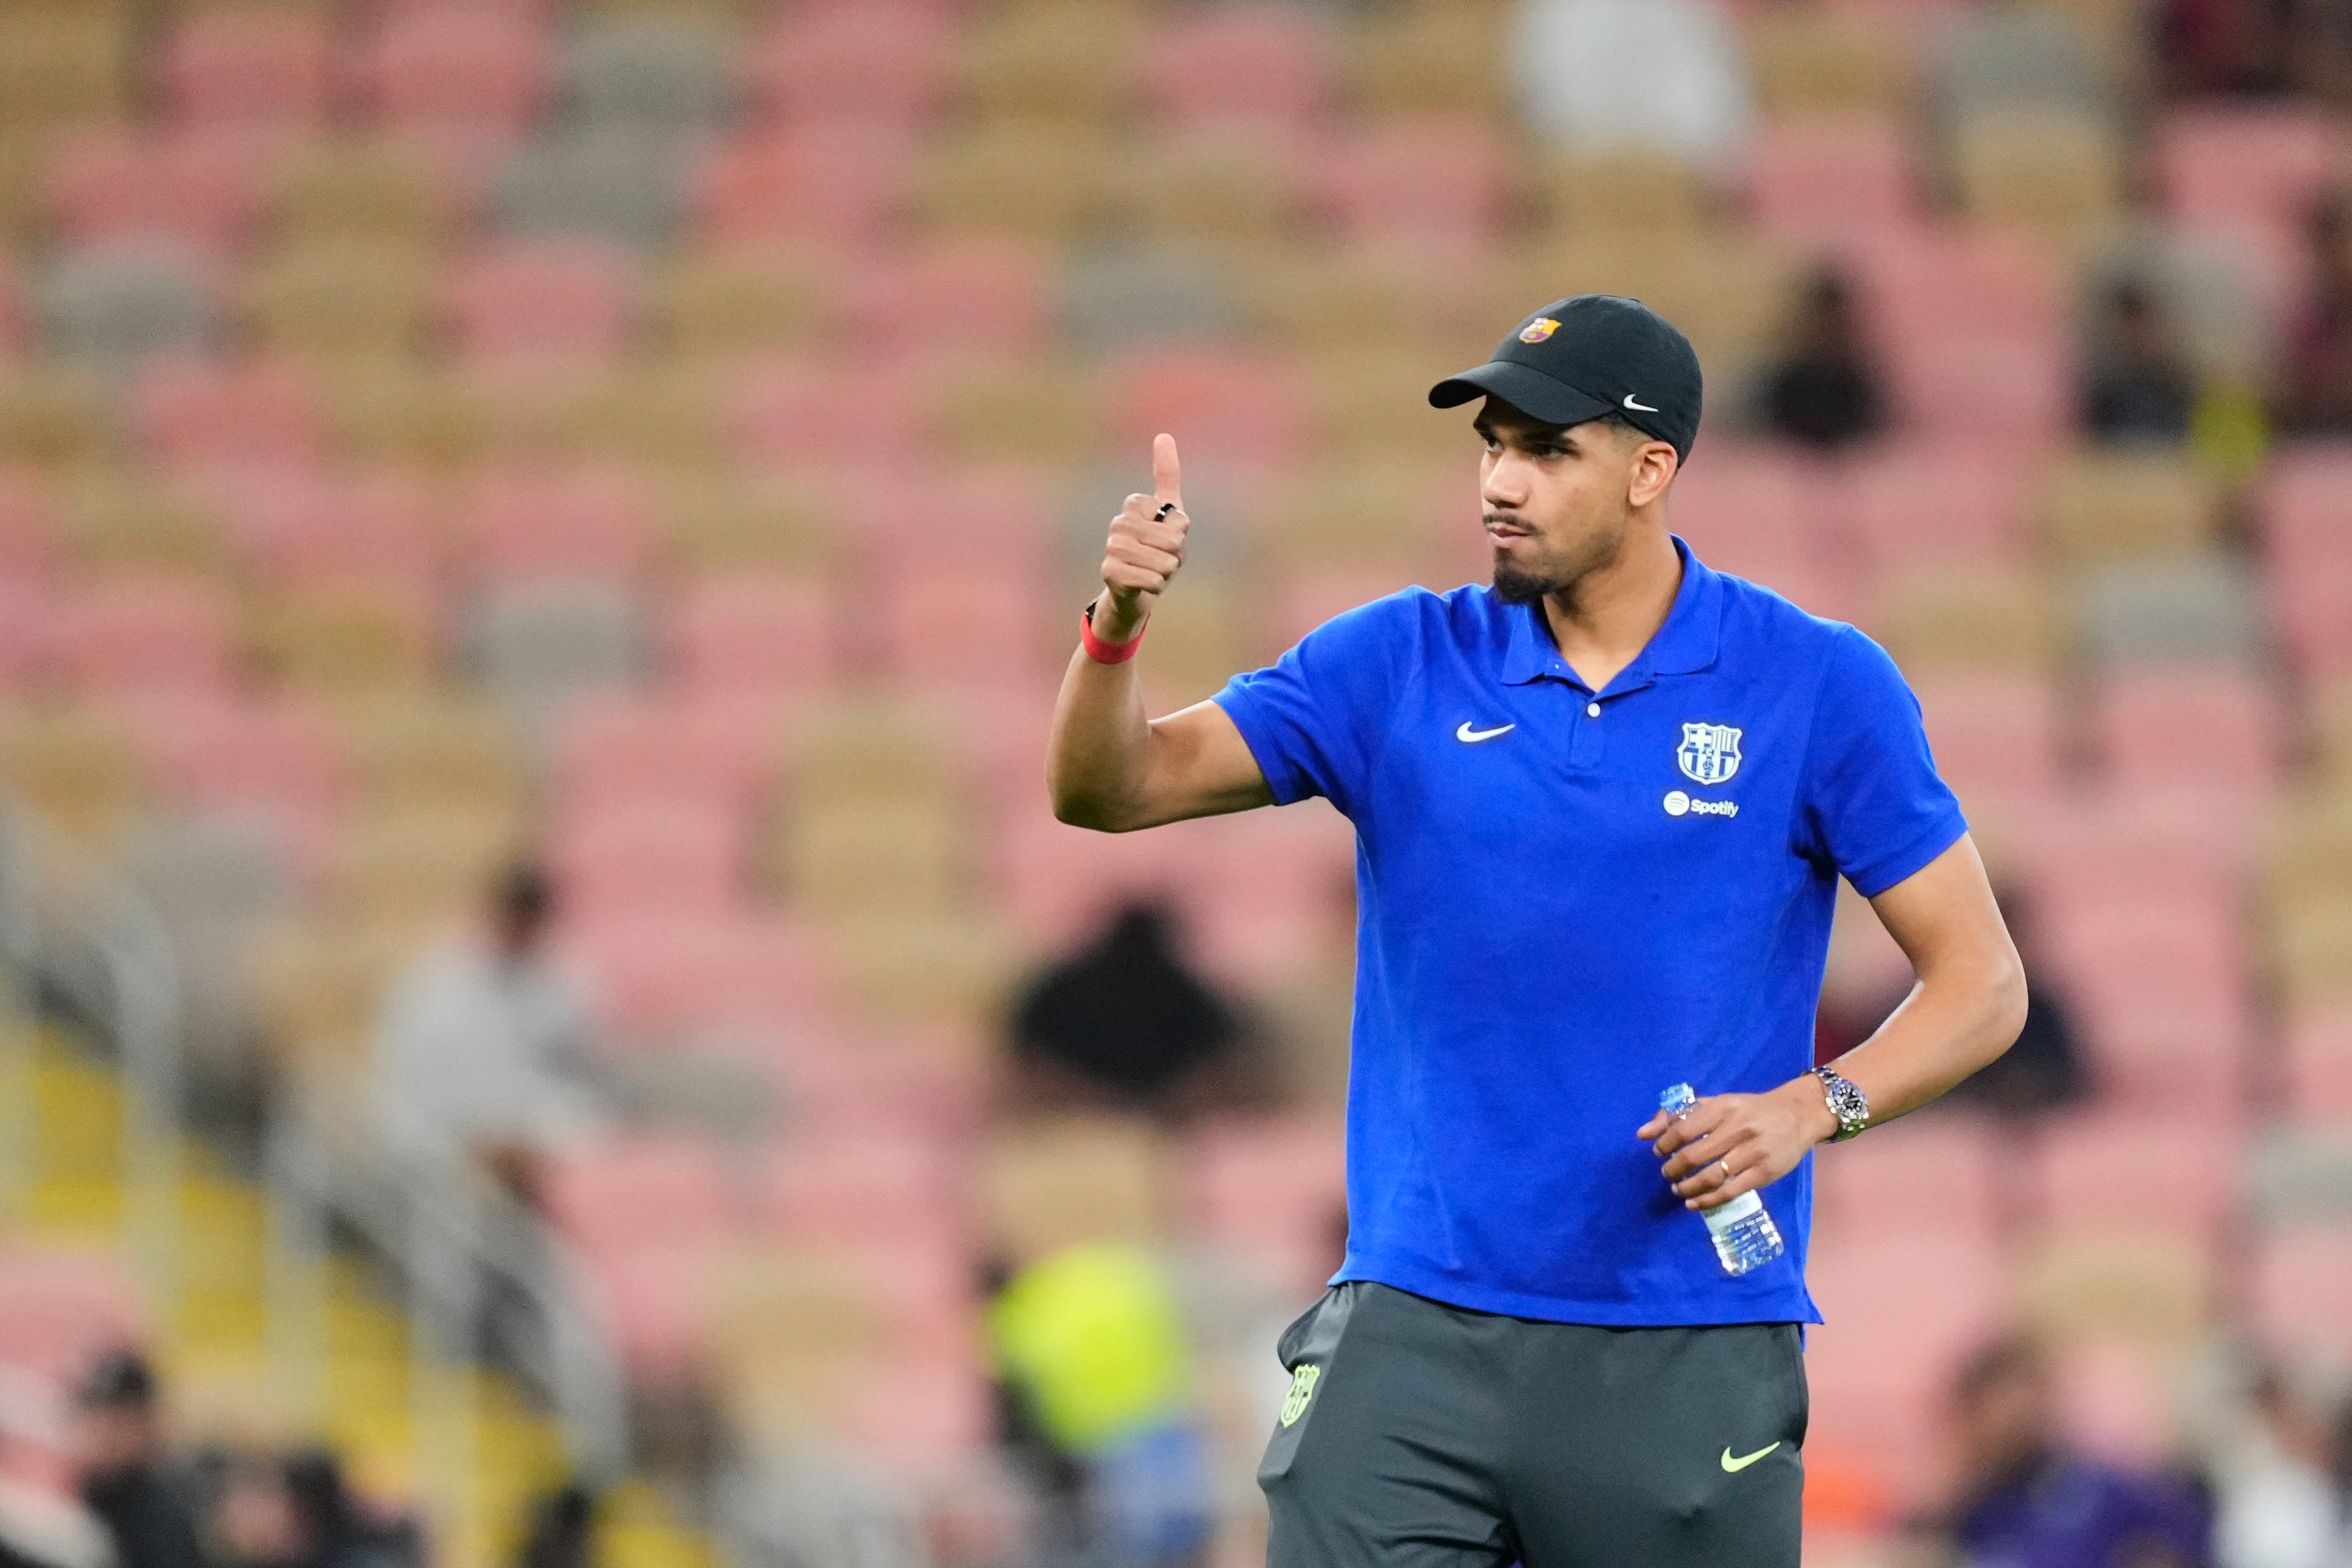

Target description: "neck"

left=1539, top=519, right=1683, bottom=693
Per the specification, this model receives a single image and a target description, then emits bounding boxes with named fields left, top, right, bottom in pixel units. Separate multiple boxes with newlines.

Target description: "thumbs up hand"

left=1094, top=433, right=1188, bottom=644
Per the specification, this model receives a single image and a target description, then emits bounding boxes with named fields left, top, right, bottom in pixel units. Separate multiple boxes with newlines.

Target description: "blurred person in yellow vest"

left=987, top=1244, right=1213, bottom=1568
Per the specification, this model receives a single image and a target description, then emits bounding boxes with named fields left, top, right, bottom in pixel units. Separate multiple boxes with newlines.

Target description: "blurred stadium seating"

left=0, top=2, right=2345, bottom=1568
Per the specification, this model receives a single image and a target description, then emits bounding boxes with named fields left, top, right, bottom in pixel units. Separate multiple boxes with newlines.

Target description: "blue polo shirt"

left=1211, top=539, right=1966, bottom=1326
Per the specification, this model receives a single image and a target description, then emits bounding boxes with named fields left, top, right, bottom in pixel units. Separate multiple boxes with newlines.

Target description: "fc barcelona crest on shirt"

left=1676, top=723, right=1742, bottom=786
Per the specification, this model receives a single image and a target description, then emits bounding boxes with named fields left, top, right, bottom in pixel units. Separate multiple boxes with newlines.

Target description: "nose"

left=1483, top=449, right=1531, bottom=510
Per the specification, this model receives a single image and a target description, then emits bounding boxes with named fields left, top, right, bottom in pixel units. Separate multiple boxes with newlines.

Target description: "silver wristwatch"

left=1811, top=1064, right=1869, bottom=1142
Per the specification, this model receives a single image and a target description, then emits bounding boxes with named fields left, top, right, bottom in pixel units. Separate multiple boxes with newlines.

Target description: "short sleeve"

left=1799, top=627, right=1968, bottom=897
left=1210, top=593, right=1411, bottom=816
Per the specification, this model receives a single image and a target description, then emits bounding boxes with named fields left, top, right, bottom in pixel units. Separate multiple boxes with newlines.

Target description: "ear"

left=1627, top=439, right=1679, bottom=509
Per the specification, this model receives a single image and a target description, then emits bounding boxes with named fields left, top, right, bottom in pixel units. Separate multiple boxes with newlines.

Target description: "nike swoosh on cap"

left=1721, top=1443, right=1780, bottom=1472
left=1456, top=722, right=1515, bottom=743
left=1623, top=394, right=1660, bottom=413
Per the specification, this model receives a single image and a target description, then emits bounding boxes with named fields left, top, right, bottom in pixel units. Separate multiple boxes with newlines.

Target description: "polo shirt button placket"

left=1585, top=702, right=1601, bottom=718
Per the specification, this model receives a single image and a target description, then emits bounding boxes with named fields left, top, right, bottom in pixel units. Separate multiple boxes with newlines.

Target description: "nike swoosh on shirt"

left=1721, top=1443, right=1780, bottom=1472
left=1455, top=722, right=1515, bottom=743
left=1624, top=394, right=1661, bottom=413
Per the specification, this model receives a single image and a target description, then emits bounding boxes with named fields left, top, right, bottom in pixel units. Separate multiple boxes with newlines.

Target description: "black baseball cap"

left=1429, top=294, right=1703, bottom=462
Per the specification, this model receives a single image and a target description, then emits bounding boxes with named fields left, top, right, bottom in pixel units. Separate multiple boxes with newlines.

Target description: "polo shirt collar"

left=1498, top=535, right=1723, bottom=689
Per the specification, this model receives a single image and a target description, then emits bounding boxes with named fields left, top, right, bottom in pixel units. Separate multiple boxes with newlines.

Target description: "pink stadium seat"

left=52, top=580, right=235, bottom=698
left=553, top=689, right=778, bottom=820
left=2257, top=446, right=2352, bottom=676
left=0, top=473, right=60, bottom=586
left=1268, top=565, right=1440, bottom=653
left=2283, top=1007, right=2352, bottom=1120
left=1805, top=1232, right=2013, bottom=1507
left=444, top=242, right=638, bottom=372
left=667, top=576, right=838, bottom=699
left=1139, top=7, right=1336, bottom=135
left=1177, top=803, right=1356, bottom=987
left=2092, top=668, right=2281, bottom=798
left=880, top=566, right=1050, bottom=692
left=1316, top=120, right=1513, bottom=251
left=832, top=1353, right=993, bottom=1467
left=1743, top=119, right=1919, bottom=245
left=128, top=692, right=344, bottom=881
left=564, top=910, right=834, bottom=1043
left=2046, top=896, right=2251, bottom=1108
left=2247, top=1224, right=2352, bottom=1360
left=1106, top=346, right=1315, bottom=469
left=1887, top=331, right=2071, bottom=448
left=1849, top=441, right=2037, bottom=575
left=1179, top=1114, right=1346, bottom=1291
left=2021, top=788, right=2252, bottom=920
left=132, top=359, right=323, bottom=474
left=215, top=469, right=442, bottom=598
left=742, top=8, right=959, bottom=128
left=0, top=1248, right=140, bottom=1385
left=1912, top=674, right=2064, bottom=809
left=45, top=129, right=266, bottom=258
left=573, top=1246, right=718, bottom=1385
left=1672, top=448, right=1869, bottom=621
left=1812, top=1112, right=2006, bottom=1249
left=159, top=12, right=333, bottom=134
left=2268, top=554, right=2352, bottom=679
left=691, top=127, right=917, bottom=252
left=549, top=801, right=750, bottom=923
left=0, top=583, right=51, bottom=697
left=460, top=466, right=653, bottom=586
left=728, top=356, right=928, bottom=469
left=2035, top=1110, right=2243, bottom=1240
left=1848, top=228, right=2064, bottom=359
left=845, top=238, right=1052, bottom=362
left=849, top=472, right=1046, bottom=583
left=546, top=1136, right=739, bottom=1247
left=2258, top=442, right=2352, bottom=566
left=992, top=809, right=1227, bottom=950
left=2156, top=106, right=2342, bottom=239
left=761, top=1130, right=964, bottom=1250
left=351, top=9, right=549, bottom=149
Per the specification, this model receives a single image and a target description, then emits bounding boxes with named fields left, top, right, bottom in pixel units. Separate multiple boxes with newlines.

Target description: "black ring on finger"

left=1153, top=502, right=1176, bottom=521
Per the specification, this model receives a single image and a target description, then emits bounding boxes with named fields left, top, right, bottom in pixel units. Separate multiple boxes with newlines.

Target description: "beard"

left=1490, top=560, right=1560, bottom=604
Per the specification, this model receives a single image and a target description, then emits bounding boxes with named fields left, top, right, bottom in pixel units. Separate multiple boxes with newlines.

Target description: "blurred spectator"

left=987, top=1244, right=1213, bottom=1568
left=70, top=1356, right=198, bottom=1568
left=198, top=1458, right=300, bottom=1568
left=2275, top=194, right=2352, bottom=434
left=2155, top=0, right=2299, bottom=99
left=1512, top=0, right=1752, bottom=172
left=1935, top=0, right=2111, bottom=126
left=370, top=863, right=602, bottom=1207
left=281, top=1453, right=415, bottom=1568
left=1757, top=268, right=1888, bottom=450
left=1941, top=890, right=2091, bottom=1119
left=0, top=1370, right=112, bottom=1568
left=1939, top=1335, right=2211, bottom=1568
left=2082, top=282, right=2200, bottom=448
left=512, top=1486, right=593, bottom=1568
left=1007, top=903, right=1259, bottom=1118
left=2209, top=1366, right=2349, bottom=1568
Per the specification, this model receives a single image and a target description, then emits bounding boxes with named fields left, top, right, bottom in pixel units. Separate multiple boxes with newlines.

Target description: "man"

left=68, top=1354, right=196, bottom=1568
left=1047, top=294, right=2027, bottom=1567
left=371, top=861, right=601, bottom=1208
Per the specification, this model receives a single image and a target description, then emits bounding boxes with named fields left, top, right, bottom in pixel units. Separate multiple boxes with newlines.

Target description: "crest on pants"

left=1676, top=723, right=1742, bottom=786
left=1280, top=1364, right=1321, bottom=1427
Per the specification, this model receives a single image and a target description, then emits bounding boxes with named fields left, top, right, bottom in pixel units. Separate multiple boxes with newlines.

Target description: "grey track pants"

left=1258, top=1282, right=1807, bottom=1568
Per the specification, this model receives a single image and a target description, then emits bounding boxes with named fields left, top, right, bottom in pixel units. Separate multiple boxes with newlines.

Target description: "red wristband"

left=1080, top=605, right=1147, bottom=664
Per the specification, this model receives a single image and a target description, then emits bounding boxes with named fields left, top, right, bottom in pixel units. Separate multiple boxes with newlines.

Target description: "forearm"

left=1809, top=945, right=2028, bottom=1131
left=1048, top=596, right=1156, bottom=831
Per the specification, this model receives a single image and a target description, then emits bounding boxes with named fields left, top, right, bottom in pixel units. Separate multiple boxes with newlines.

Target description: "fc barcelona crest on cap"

left=1518, top=317, right=1561, bottom=344
left=1677, top=723, right=1742, bottom=787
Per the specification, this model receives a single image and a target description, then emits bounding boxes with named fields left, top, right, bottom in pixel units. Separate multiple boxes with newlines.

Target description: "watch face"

left=1829, top=1080, right=1868, bottom=1125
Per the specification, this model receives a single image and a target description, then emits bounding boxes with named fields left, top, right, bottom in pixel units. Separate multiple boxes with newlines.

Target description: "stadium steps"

left=2, top=1026, right=719, bottom=1568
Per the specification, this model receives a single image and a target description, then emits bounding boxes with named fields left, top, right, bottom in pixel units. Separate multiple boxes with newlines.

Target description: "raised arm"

left=1048, top=434, right=1275, bottom=833
left=1642, top=833, right=2027, bottom=1209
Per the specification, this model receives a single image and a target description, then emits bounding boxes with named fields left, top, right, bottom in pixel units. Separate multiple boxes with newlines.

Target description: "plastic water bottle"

left=1659, top=1084, right=1785, bottom=1277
